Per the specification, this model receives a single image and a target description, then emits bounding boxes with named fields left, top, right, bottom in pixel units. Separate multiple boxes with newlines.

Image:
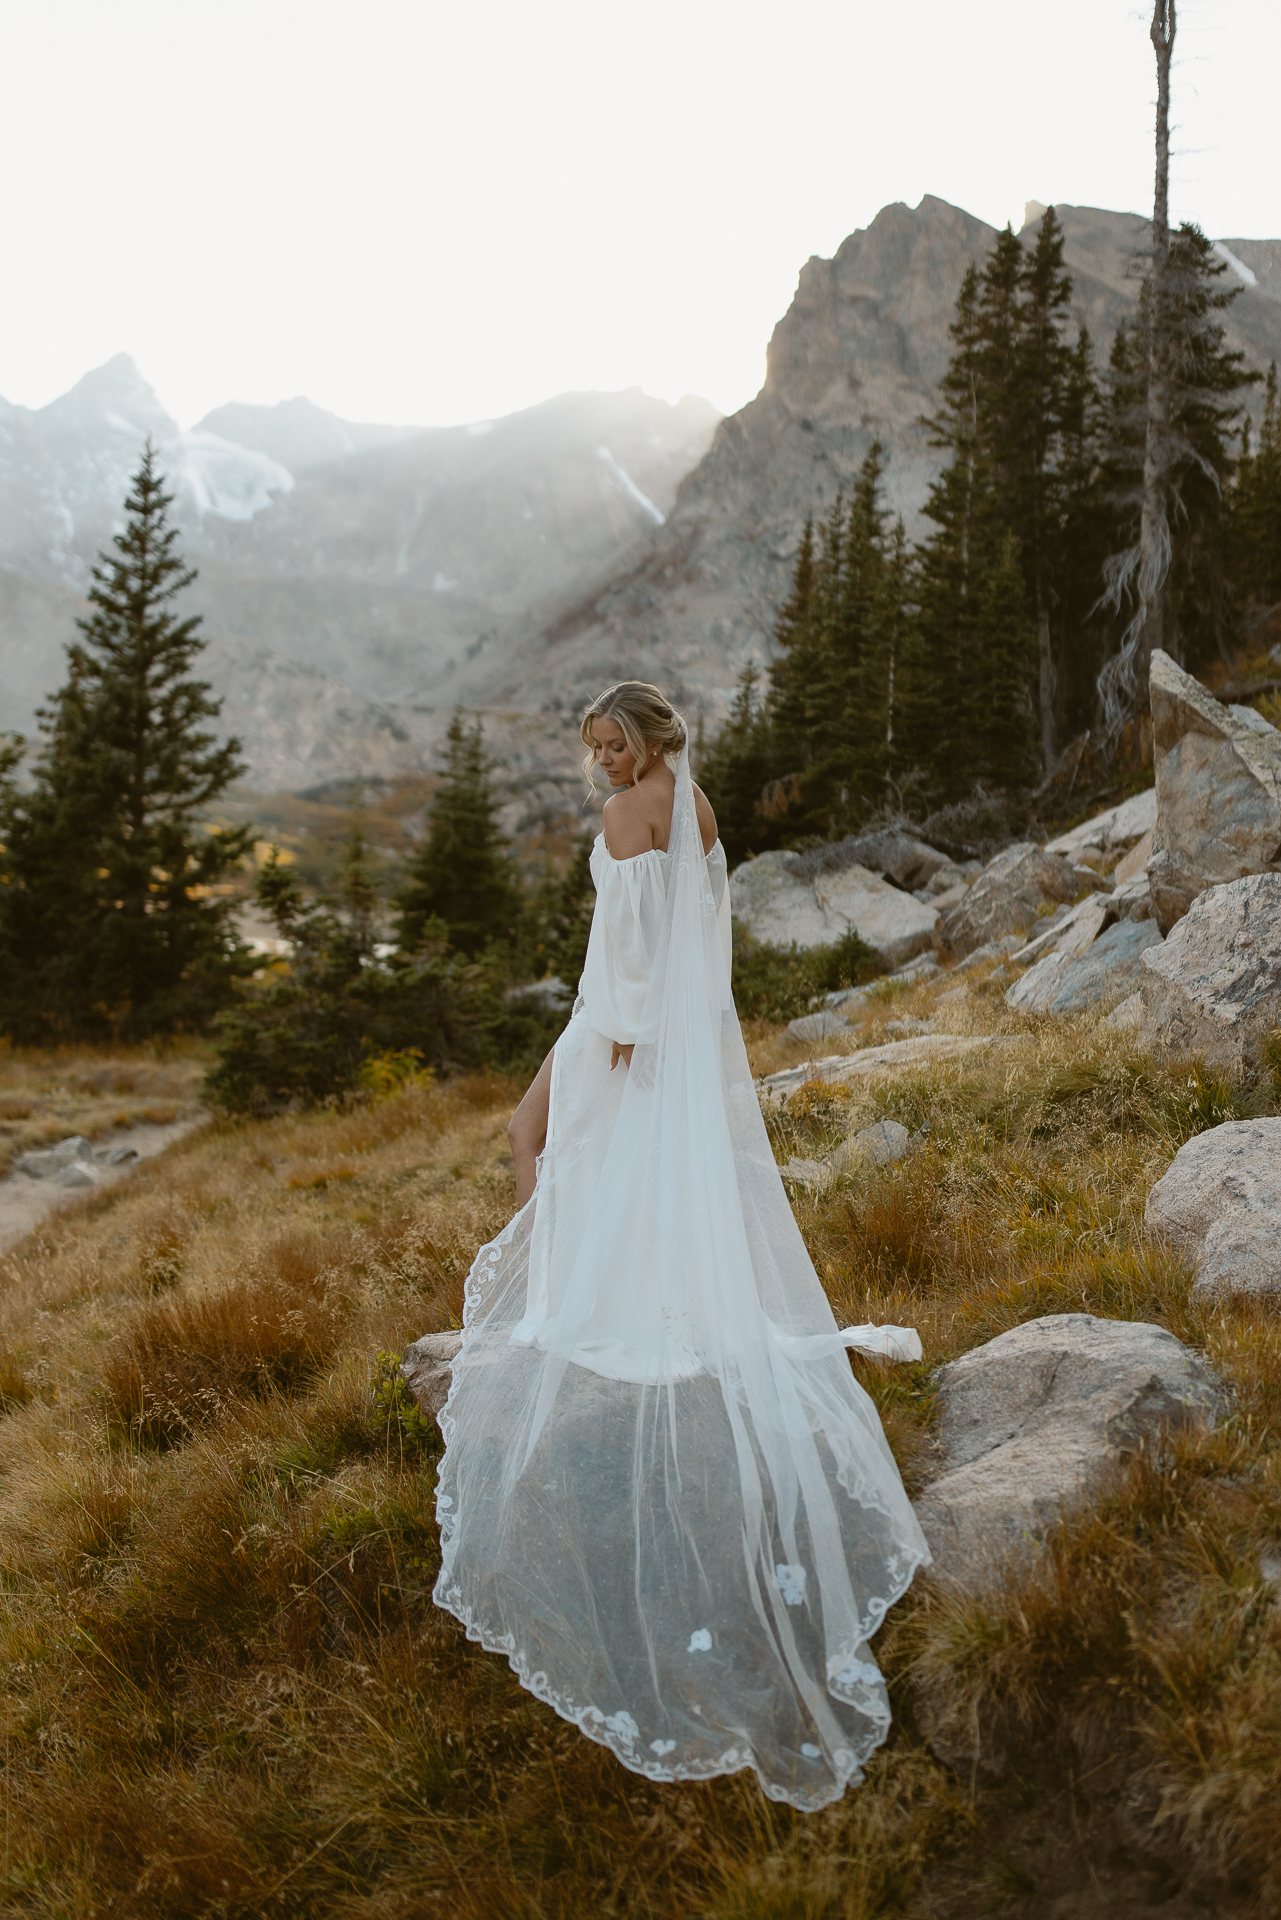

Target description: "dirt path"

left=0, top=1115, right=208, bottom=1255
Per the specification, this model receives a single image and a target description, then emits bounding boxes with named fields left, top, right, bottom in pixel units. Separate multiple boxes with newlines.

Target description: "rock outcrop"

left=1005, top=917, right=1163, bottom=1016
left=402, top=1331, right=463, bottom=1422
left=757, top=1033, right=1028, bottom=1103
left=1147, top=650, right=1281, bottom=933
left=936, top=842, right=1079, bottom=959
left=730, top=852, right=937, bottom=969
left=1145, top=1118, right=1281, bottom=1300
left=1046, top=787, right=1156, bottom=863
left=913, top=1314, right=1223, bottom=1591
left=1138, top=871, right=1281, bottom=1072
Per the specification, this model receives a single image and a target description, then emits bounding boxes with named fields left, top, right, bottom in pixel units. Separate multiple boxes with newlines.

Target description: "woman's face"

left=590, top=715, right=644, bottom=787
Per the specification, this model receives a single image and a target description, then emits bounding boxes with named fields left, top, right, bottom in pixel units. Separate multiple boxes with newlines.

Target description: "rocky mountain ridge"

left=428, top=199, right=1281, bottom=776
left=0, top=360, right=719, bottom=788
left=4, top=195, right=1281, bottom=795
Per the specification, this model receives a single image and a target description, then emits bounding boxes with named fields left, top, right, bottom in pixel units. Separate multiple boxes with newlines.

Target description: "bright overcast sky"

left=1, top=0, right=1277, bottom=430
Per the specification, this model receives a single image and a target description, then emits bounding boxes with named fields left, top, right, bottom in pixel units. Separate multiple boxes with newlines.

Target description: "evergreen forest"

left=700, top=208, right=1281, bottom=866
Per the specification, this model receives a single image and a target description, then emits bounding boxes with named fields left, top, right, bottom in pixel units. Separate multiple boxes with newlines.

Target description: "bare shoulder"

left=692, top=782, right=718, bottom=856
left=601, top=785, right=658, bottom=859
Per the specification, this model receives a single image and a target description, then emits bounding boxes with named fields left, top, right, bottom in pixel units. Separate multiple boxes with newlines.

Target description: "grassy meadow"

left=0, top=970, right=1277, bottom=1917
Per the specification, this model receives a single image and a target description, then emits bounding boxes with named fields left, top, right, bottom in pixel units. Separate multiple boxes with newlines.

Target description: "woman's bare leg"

left=507, top=1046, right=556, bottom=1208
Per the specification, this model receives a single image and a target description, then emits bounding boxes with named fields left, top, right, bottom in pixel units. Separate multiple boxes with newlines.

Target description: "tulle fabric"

left=432, top=744, right=929, bottom=1811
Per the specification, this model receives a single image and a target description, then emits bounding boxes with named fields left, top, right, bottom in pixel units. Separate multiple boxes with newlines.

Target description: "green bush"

left=204, top=847, right=568, bottom=1116
left=731, top=922, right=879, bottom=1024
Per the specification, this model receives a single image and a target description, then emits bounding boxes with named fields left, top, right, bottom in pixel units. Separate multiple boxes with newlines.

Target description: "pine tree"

left=0, top=446, right=252, bottom=1040
left=699, top=664, right=786, bottom=866
left=972, top=533, right=1041, bottom=788
left=1011, top=208, right=1077, bottom=766
left=1229, top=362, right=1281, bottom=607
left=1098, top=224, right=1254, bottom=715
left=394, top=711, right=520, bottom=956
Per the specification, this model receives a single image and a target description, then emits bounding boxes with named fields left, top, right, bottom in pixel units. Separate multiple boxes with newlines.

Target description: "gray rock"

left=1010, top=891, right=1115, bottom=967
left=1147, top=649, right=1281, bottom=932
left=402, top=1330, right=463, bottom=1422
left=784, top=1118, right=911, bottom=1187
left=1103, top=990, right=1142, bottom=1033
left=758, top=1033, right=1029, bottom=1102
left=848, top=1118, right=911, bottom=1165
left=1138, top=872, right=1281, bottom=1073
left=54, top=1162, right=102, bottom=1190
left=928, top=881, right=967, bottom=912
left=730, top=851, right=937, bottom=967
left=1005, top=917, right=1163, bottom=1015
left=913, top=1313, right=1223, bottom=1591
left=884, top=1017, right=932, bottom=1037
left=13, top=1136, right=94, bottom=1180
left=1112, top=828, right=1153, bottom=885
left=1110, top=868, right=1155, bottom=922
left=936, top=842, right=1080, bottom=958
left=824, top=985, right=872, bottom=1011
left=784, top=1008, right=850, bottom=1043
left=786, top=828, right=951, bottom=892
left=1046, top=788, right=1157, bottom=859
left=812, top=865, right=938, bottom=969
left=1145, top=1118, right=1281, bottom=1300
left=886, top=951, right=941, bottom=983
left=952, top=931, right=1032, bottom=974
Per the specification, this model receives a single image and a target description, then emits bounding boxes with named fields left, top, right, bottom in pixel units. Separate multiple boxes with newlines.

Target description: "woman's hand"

left=610, top=1041, right=634, bottom=1072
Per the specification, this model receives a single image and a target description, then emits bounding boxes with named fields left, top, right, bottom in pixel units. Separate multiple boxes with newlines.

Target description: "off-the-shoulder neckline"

left=593, top=831, right=722, bottom=866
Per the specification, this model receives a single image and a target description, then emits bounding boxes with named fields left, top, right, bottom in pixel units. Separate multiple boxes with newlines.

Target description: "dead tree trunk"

left=1138, top=0, right=1176, bottom=672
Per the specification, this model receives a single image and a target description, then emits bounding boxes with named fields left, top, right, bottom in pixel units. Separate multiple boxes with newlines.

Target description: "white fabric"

left=432, top=743, right=930, bottom=1811
left=578, top=835, right=731, bottom=1045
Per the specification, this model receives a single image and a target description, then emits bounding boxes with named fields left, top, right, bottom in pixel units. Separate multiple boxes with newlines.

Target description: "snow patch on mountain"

left=596, top=445, right=665, bottom=526
left=1212, top=241, right=1258, bottom=287
left=179, top=429, right=294, bottom=521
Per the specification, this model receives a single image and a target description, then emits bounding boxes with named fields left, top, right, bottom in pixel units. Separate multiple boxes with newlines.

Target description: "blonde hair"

left=580, top=681, right=686, bottom=785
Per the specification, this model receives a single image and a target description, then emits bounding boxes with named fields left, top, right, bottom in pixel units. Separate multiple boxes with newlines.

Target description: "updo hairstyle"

left=580, top=681, right=687, bottom=786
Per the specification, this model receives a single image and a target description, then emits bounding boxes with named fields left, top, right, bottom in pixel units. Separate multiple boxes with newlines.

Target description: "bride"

left=432, top=681, right=929, bottom=1811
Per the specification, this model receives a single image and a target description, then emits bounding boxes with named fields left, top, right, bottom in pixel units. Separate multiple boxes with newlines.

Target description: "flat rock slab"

left=1010, top=892, right=1114, bottom=968
left=1147, top=649, right=1281, bottom=932
left=936, top=842, right=1079, bottom=959
left=1005, top=916, right=1163, bottom=1015
left=1139, top=871, right=1281, bottom=1073
left=730, top=851, right=937, bottom=967
left=914, top=1313, right=1223, bottom=1591
left=1146, top=1117, right=1281, bottom=1300
left=785, top=1009, right=851, bottom=1043
left=1046, top=788, right=1156, bottom=858
left=758, top=1033, right=1028, bottom=1103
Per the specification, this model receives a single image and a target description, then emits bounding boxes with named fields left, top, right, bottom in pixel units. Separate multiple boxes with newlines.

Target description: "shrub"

left=205, top=852, right=568, bottom=1115
left=731, top=922, right=878, bottom=1024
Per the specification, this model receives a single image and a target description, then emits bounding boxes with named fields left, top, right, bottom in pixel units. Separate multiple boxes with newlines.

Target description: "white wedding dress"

left=432, top=743, right=929, bottom=1810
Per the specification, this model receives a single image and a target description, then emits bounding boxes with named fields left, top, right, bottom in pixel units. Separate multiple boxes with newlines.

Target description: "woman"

left=432, top=682, right=928, bottom=1811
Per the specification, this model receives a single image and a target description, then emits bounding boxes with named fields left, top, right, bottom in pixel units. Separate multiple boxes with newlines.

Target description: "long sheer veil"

left=433, top=736, right=929, bottom=1810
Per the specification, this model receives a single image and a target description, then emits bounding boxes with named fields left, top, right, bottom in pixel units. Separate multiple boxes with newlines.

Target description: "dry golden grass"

left=0, top=1021, right=1273, bottom=1916
left=0, top=1043, right=206, bottom=1172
